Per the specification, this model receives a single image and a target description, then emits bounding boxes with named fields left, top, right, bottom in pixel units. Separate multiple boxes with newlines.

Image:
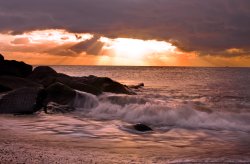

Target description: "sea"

left=2, top=66, right=250, bottom=162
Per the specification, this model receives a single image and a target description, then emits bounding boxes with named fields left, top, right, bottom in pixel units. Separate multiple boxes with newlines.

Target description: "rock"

left=57, top=76, right=102, bottom=95
left=28, top=66, right=58, bottom=81
left=28, top=66, right=102, bottom=95
left=0, top=85, right=11, bottom=93
left=0, top=87, right=41, bottom=114
left=44, top=82, right=76, bottom=106
left=0, top=55, right=33, bottom=77
left=133, top=123, right=153, bottom=132
left=129, top=83, right=144, bottom=89
left=45, top=102, right=74, bottom=114
left=0, top=54, right=4, bottom=61
left=32, top=89, right=48, bottom=113
left=76, top=75, right=136, bottom=95
left=0, top=76, right=42, bottom=92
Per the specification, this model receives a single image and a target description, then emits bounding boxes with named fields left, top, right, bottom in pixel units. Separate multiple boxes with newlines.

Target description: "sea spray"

left=74, top=92, right=250, bottom=132
left=74, top=90, right=99, bottom=109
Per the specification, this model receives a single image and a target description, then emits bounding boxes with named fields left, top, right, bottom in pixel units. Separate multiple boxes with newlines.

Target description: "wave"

left=73, top=91, right=250, bottom=132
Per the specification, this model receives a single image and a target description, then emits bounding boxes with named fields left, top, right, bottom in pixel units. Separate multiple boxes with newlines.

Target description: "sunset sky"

left=0, top=0, right=250, bottom=66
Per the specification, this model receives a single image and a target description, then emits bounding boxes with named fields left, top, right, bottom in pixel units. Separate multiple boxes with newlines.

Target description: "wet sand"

left=1, top=115, right=250, bottom=164
left=0, top=128, right=154, bottom=164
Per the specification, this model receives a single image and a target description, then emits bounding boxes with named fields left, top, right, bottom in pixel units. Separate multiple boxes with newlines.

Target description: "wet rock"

left=0, top=87, right=41, bottom=114
left=0, top=76, right=42, bottom=93
left=45, top=102, right=74, bottom=114
left=0, top=54, right=32, bottom=77
left=129, top=83, right=144, bottom=89
left=44, top=82, right=76, bottom=106
left=133, top=123, right=153, bottom=132
left=56, top=76, right=102, bottom=95
left=32, top=89, right=48, bottom=113
left=76, top=75, right=136, bottom=95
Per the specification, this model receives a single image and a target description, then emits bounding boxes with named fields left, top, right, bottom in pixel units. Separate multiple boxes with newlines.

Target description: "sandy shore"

left=0, top=129, right=152, bottom=164
left=0, top=127, right=160, bottom=164
left=1, top=115, right=250, bottom=164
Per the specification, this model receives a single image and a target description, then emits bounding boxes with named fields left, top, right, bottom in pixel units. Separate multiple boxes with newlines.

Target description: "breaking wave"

left=73, top=91, right=250, bottom=132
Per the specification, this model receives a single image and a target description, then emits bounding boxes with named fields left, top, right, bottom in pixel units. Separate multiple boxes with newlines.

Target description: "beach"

left=1, top=113, right=250, bottom=163
left=1, top=65, right=250, bottom=163
left=1, top=0, right=250, bottom=163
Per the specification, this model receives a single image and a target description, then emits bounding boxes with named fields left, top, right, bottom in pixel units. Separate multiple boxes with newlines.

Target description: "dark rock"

left=33, top=89, right=48, bottom=113
left=129, top=83, right=144, bottom=89
left=45, top=102, right=74, bottom=114
left=0, top=85, right=11, bottom=93
left=28, top=66, right=102, bottom=95
left=44, top=82, right=76, bottom=106
left=28, top=66, right=58, bottom=81
left=133, top=123, right=153, bottom=132
left=0, top=54, right=4, bottom=61
left=57, top=76, right=102, bottom=95
left=0, top=76, right=42, bottom=92
left=0, top=87, right=41, bottom=114
left=75, top=75, right=136, bottom=95
left=0, top=56, right=32, bottom=77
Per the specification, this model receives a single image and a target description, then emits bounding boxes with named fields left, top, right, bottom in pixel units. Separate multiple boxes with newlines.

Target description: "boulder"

left=44, top=82, right=76, bottom=106
left=75, top=75, right=136, bottom=95
left=57, top=76, right=102, bottom=95
left=28, top=66, right=102, bottom=95
left=0, top=85, right=11, bottom=93
left=28, top=66, right=58, bottom=81
left=0, top=76, right=42, bottom=92
left=0, top=56, right=33, bottom=77
left=133, top=123, right=153, bottom=132
left=0, top=54, right=4, bottom=61
left=0, top=87, right=41, bottom=114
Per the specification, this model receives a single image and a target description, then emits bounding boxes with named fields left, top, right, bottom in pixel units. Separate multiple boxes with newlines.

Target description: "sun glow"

left=99, top=37, right=177, bottom=65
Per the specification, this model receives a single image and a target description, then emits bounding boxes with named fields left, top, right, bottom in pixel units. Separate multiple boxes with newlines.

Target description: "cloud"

left=11, top=37, right=30, bottom=44
left=0, top=0, right=250, bottom=56
left=70, top=36, right=104, bottom=55
left=0, top=30, right=93, bottom=57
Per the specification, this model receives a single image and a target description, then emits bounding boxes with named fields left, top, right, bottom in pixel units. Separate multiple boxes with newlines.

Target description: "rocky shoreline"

left=0, top=53, right=140, bottom=115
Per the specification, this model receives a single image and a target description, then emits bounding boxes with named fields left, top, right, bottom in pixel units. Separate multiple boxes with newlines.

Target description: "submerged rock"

left=0, top=54, right=32, bottom=77
left=133, top=123, right=153, bottom=132
left=45, top=102, right=74, bottom=114
left=129, top=83, right=144, bottom=89
left=0, top=87, right=41, bottom=114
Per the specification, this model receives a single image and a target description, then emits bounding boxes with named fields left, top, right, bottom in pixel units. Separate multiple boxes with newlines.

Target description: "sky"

left=0, top=0, right=250, bottom=66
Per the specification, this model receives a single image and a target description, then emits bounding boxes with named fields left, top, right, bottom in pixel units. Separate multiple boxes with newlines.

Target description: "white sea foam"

left=73, top=90, right=99, bottom=109
left=73, top=92, right=250, bottom=132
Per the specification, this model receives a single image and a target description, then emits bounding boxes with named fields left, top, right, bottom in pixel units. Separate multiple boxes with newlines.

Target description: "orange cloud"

left=1, top=29, right=250, bottom=67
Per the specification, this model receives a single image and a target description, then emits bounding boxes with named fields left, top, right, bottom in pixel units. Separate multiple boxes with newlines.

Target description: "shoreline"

left=1, top=115, right=250, bottom=163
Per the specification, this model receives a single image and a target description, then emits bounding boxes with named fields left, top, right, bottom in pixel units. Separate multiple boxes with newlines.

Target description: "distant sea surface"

left=52, top=66, right=250, bottom=114
left=3, top=66, right=250, bottom=162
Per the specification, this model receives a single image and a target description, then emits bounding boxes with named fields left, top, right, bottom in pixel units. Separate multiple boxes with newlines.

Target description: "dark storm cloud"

left=0, top=0, right=250, bottom=56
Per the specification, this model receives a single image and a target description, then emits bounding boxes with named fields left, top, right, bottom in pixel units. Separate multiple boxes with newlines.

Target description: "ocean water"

left=2, top=66, right=250, bottom=162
